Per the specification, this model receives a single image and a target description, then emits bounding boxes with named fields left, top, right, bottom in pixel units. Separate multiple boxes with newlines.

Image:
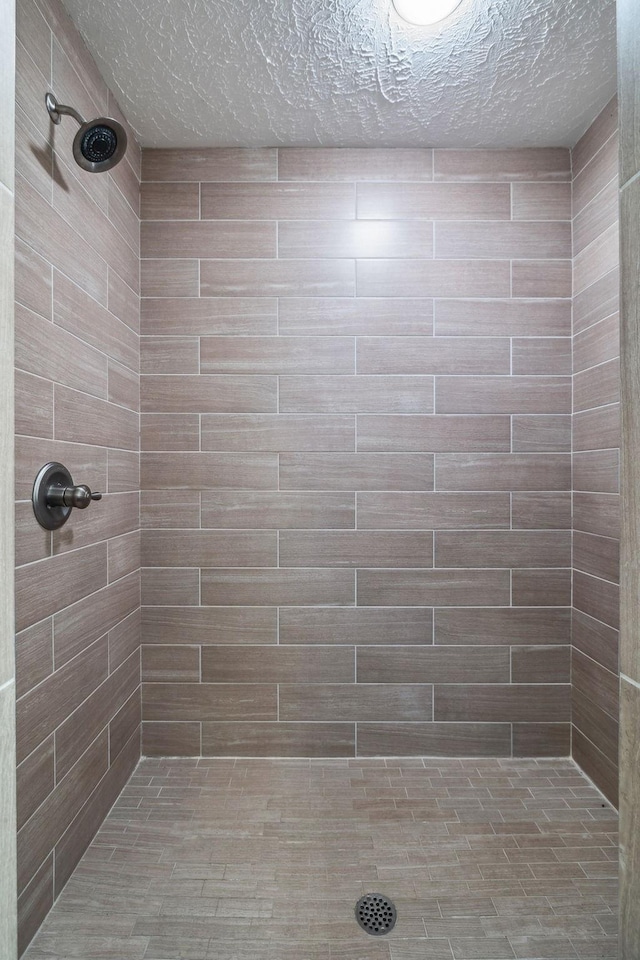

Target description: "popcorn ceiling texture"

left=60, top=0, right=616, bottom=149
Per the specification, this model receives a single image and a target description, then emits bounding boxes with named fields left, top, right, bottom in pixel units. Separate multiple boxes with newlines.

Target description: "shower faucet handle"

left=48, top=483, right=103, bottom=509
left=32, top=462, right=103, bottom=530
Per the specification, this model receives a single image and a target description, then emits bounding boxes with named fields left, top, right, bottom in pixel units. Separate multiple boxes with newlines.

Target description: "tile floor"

left=24, top=757, right=618, bottom=960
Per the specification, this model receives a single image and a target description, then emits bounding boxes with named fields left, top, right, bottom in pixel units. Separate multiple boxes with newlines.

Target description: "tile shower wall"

left=570, top=100, right=620, bottom=805
left=14, top=0, right=141, bottom=951
left=140, top=146, right=573, bottom=760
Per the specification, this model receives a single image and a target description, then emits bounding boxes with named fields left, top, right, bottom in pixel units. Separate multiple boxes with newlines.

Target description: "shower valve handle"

left=32, top=462, right=103, bottom=530
left=46, top=483, right=103, bottom=509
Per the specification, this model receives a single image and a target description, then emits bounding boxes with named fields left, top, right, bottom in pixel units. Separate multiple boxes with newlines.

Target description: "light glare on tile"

left=392, top=0, right=464, bottom=25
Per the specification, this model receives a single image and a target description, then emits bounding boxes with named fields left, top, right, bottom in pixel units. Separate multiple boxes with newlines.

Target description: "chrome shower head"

left=45, top=92, right=127, bottom=173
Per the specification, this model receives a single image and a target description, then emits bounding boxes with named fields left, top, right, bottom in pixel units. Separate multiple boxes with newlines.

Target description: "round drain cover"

left=355, top=893, right=397, bottom=936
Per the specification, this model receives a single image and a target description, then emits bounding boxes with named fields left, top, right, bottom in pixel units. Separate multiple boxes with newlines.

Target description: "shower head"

left=45, top=92, right=127, bottom=173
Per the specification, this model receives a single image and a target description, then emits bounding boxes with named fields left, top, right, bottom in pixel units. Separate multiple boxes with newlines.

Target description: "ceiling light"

left=391, top=0, right=464, bottom=25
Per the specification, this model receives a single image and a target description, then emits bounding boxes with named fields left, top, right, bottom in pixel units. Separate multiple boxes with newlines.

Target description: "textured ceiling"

left=60, top=0, right=617, bottom=149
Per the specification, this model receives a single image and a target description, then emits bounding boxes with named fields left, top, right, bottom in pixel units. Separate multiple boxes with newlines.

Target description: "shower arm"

left=45, top=93, right=84, bottom=127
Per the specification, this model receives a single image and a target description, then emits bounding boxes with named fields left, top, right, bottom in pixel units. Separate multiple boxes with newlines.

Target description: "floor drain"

left=355, top=894, right=397, bottom=936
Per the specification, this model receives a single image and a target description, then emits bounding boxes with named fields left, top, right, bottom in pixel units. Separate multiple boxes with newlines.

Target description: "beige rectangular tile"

left=435, top=221, right=570, bottom=260
left=511, top=492, right=572, bottom=529
left=280, top=531, right=433, bottom=567
left=142, top=683, right=276, bottom=721
left=142, top=148, right=277, bottom=181
left=141, top=297, right=277, bottom=336
left=434, top=684, right=570, bottom=722
left=572, top=98, right=618, bottom=176
left=435, top=454, right=570, bottom=491
left=201, top=491, right=355, bottom=528
left=140, top=181, right=200, bottom=219
left=573, top=530, right=619, bottom=584
left=573, top=134, right=619, bottom=215
left=141, top=337, right=199, bottom=375
left=357, top=182, right=510, bottom=219
left=17, top=736, right=54, bottom=831
left=435, top=376, right=570, bottom=414
left=574, top=223, right=620, bottom=295
left=142, top=530, right=276, bottom=567
left=574, top=358, right=620, bottom=413
left=357, top=646, right=509, bottom=683
left=357, top=723, right=511, bottom=757
left=141, top=259, right=199, bottom=298
left=433, top=149, right=571, bottom=181
left=572, top=608, right=618, bottom=675
left=279, top=607, right=432, bottom=645
left=278, top=148, right=433, bottom=180
left=357, top=415, right=510, bottom=452
left=141, top=490, right=201, bottom=529
left=511, top=260, right=572, bottom=298
left=574, top=571, right=619, bottom=629
left=141, top=567, right=200, bottom=606
left=356, top=260, right=511, bottom=298
left=573, top=404, right=620, bottom=451
left=15, top=238, right=52, bottom=320
left=201, top=569, right=355, bottom=606
left=511, top=568, right=571, bottom=606
left=17, top=854, right=53, bottom=957
left=16, top=636, right=108, bottom=763
left=434, top=299, right=570, bottom=337
left=141, top=220, right=276, bottom=259
left=280, top=376, right=434, bottom=413
left=16, top=303, right=108, bottom=399
left=54, top=385, right=138, bottom=449
left=512, top=338, right=571, bottom=376
left=53, top=571, right=139, bottom=668
left=278, top=220, right=433, bottom=259
left=142, top=645, right=200, bottom=683
left=357, top=337, right=510, bottom=375
left=201, top=181, right=354, bottom=219
left=142, top=721, right=201, bottom=757
left=200, top=337, right=354, bottom=374
left=142, top=606, right=277, bottom=645
left=16, top=173, right=108, bottom=305
left=435, top=531, right=571, bottom=568
left=357, top=570, right=510, bottom=606
left=279, top=453, right=433, bottom=490
left=201, top=259, right=355, bottom=297
left=141, top=452, right=278, bottom=489
left=512, top=723, right=570, bottom=757
left=278, top=298, right=434, bottom=336
left=512, top=415, right=571, bottom=452
left=201, top=645, right=354, bottom=683
left=108, top=359, right=138, bottom=411
left=202, top=722, right=355, bottom=757
left=15, top=369, right=53, bottom=439
left=434, top=607, right=570, bottom=645
left=15, top=620, right=53, bottom=699
left=201, top=415, right=355, bottom=452
left=17, top=731, right=109, bottom=893
left=279, top=684, right=432, bottom=722
left=573, top=727, right=618, bottom=807
left=141, top=374, right=277, bottom=413
left=511, top=645, right=570, bottom=683
left=573, top=492, right=619, bottom=538
left=573, top=177, right=618, bottom=256
left=573, top=267, right=619, bottom=335
left=357, top=492, right=510, bottom=529
left=512, top=182, right=572, bottom=220
left=108, top=449, right=140, bottom=493
left=108, top=270, right=139, bottom=334
left=573, top=313, right=620, bottom=374
left=141, top=414, right=200, bottom=451
left=15, top=542, right=108, bottom=633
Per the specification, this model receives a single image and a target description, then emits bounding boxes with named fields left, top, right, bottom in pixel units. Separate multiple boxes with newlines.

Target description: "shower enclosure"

left=3, top=0, right=640, bottom=955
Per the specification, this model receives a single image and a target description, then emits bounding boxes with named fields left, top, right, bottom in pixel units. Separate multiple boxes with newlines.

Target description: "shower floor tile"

left=23, top=757, right=618, bottom=960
